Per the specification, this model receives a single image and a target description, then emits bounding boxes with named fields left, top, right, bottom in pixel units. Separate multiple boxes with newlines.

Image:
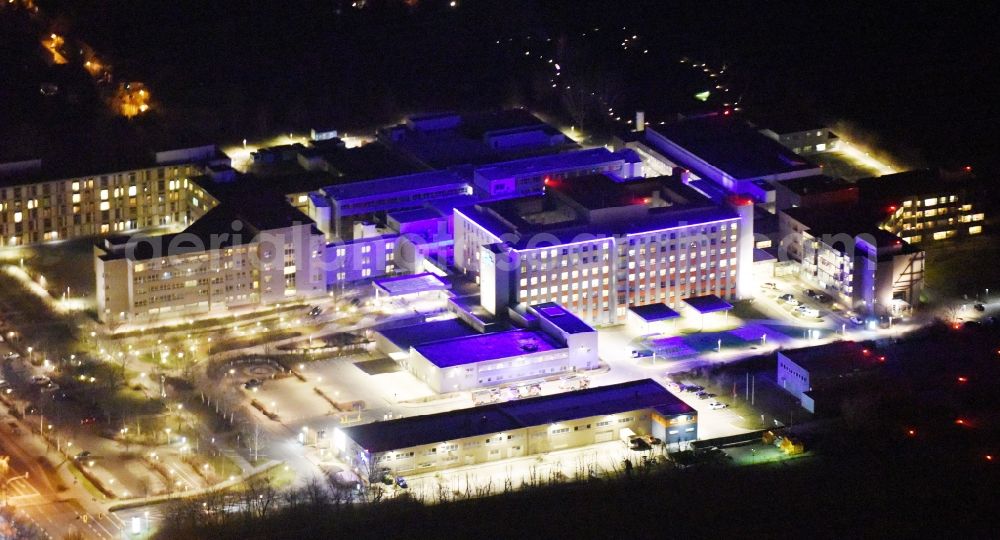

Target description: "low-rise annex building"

left=334, top=378, right=696, bottom=476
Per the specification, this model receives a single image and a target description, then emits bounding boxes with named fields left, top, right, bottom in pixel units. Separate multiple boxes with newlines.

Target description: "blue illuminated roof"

left=683, top=294, right=733, bottom=314
left=387, top=208, right=443, bottom=223
left=377, top=319, right=481, bottom=351
left=414, top=329, right=562, bottom=368
left=342, top=379, right=693, bottom=453
left=530, top=302, right=594, bottom=334
left=629, top=303, right=681, bottom=322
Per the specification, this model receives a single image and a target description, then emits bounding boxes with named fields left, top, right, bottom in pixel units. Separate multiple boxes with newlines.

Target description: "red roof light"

left=958, top=376, right=968, bottom=383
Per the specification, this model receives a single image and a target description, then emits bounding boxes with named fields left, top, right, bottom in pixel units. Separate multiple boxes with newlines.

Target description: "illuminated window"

left=100, top=189, right=109, bottom=200
left=128, top=185, right=137, bottom=197
left=923, top=197, right=938, bottom=207
left=14, top=211, right=23, bottom=223
left=72, top=193, right=81, bottom=203
left=969, top=226, right=982, bottom=235
left=72, top=181, right=80, bottom=191
left=100, top=201, right=110, bottom=211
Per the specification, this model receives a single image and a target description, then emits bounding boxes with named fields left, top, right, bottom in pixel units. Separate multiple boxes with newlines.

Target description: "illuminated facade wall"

left=0, top=164, right=214, bottom=246
left=95, top=222, right=326, bottom=324
left=339, top=408, right=680, bottom=476
left=880, top=193, right=984, bottom=244
left=456, top=211, right=746, bottom=325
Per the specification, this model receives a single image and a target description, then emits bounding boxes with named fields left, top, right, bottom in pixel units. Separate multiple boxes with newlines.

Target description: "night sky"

left=7, top=1, right=999, bottom=171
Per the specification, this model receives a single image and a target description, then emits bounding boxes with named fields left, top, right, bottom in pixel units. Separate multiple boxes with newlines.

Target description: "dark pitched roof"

left=100, top=196, right=317, bottom=261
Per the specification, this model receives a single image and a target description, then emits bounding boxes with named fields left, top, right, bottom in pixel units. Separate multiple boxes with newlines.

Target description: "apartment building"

left=334, top=379, right=696, bottom=476
left=780, top=207, right=925, bottom=314
left=857, top=169, right=986, bottom=244
left=455, top=174, right=754, bottom=325
left=0, top=146, right=227, bottom=246
left=94, top=199, right=326, bottom=325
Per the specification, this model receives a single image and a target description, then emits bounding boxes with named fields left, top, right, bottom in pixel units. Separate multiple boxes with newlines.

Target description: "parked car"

left=395, top=477, right=408, bottom=489
left=849, top=315, right=865, bottom=326
left=779, top=294, right=799, bottom=306
left=974, top=303, right=986, bottom=312
left=309, top=306, right=323, bottom=317
left=708, top=401, right=728, bottom=410
left=2, top=352, right=19, bottom=360
left=761, top=282, right=778, bottom=290
left=244, top=378, right=263, bottom=390
left=805, top=289, right=818, bottom=298
left=631, top=349, right=654, bottom=358
left=29, top=375, right=50, bottom=386
left=75, top=450, right=92, bottom=460
left=816, top=293, right=833, bottom=303
left=796, top=305, right=820, bottom=318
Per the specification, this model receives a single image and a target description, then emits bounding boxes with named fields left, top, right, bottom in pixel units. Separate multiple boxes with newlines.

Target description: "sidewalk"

left=107, top=460, right=282, bottom=512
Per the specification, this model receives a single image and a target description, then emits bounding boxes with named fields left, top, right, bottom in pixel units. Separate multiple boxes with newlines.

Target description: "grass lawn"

left=922, top=233, right=1000, bottom=302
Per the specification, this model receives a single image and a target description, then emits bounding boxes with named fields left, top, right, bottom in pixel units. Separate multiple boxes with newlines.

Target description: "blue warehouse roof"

left=341, top=379, right=693, bottom=453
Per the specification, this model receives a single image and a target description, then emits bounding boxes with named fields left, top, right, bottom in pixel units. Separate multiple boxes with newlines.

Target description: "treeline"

left=155, top=442, right=1000, bottom=540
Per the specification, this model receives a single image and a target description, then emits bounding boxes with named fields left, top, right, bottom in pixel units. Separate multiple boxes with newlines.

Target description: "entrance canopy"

left=682, top=294, right=733, bottom=314
left=628, top=303, right=681, bottom=323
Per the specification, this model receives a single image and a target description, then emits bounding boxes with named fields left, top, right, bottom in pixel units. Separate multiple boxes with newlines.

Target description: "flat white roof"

left=373, top=272, right=451, bottom=296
